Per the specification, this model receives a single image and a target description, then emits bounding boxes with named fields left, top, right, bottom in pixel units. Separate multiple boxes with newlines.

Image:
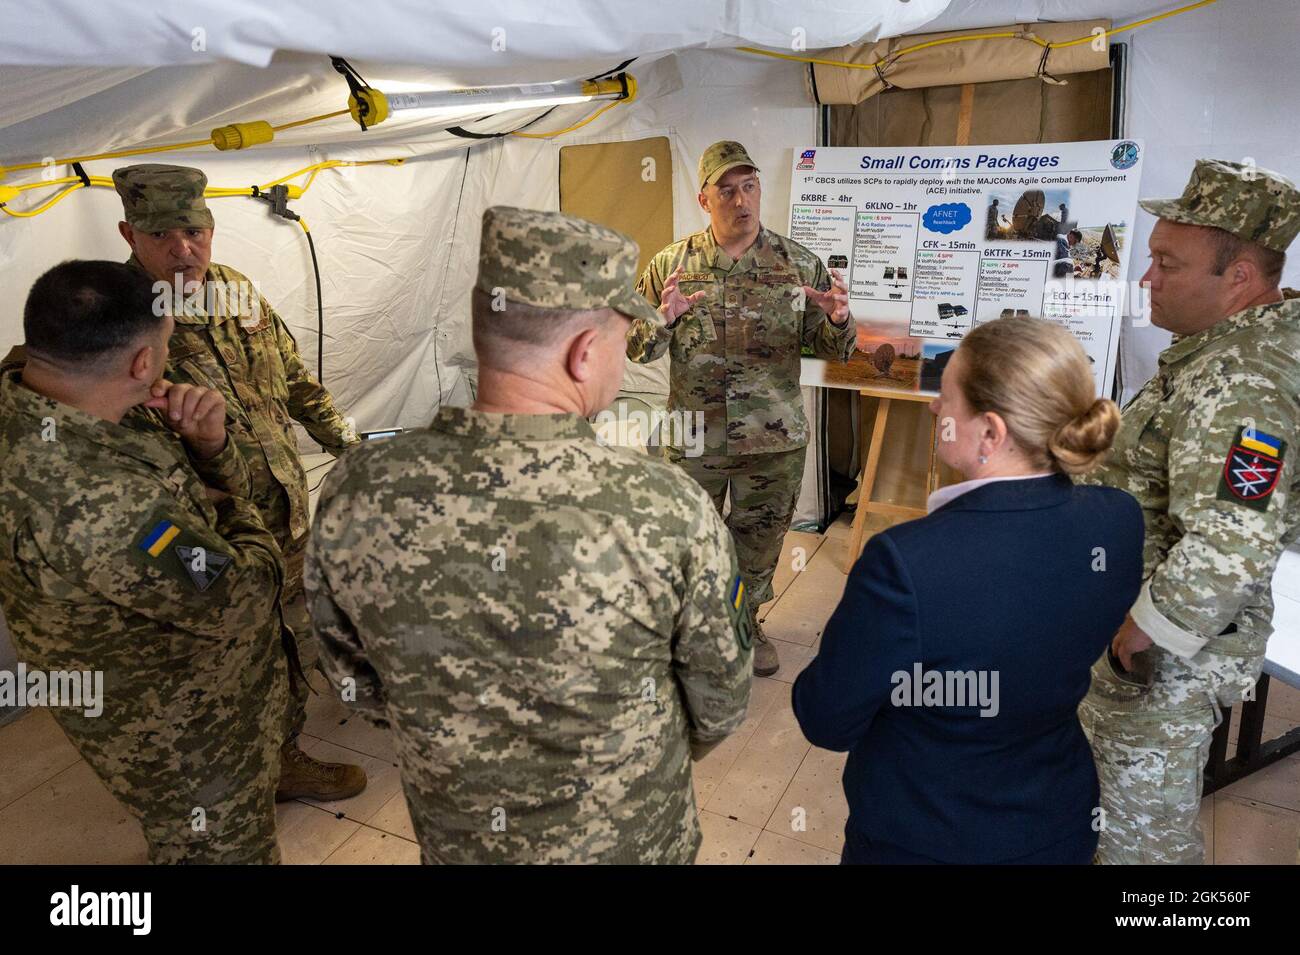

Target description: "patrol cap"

left=475, top=206, right=660, bottom=325
left=698, top=140, right=760, bottom=191
left=112, top=163, right=214, bottom=232
left=1139, top=159, right=1300, bottom=253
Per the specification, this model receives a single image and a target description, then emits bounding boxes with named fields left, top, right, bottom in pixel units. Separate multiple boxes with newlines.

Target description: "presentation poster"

left=790, top=140, right=1145, bottom=396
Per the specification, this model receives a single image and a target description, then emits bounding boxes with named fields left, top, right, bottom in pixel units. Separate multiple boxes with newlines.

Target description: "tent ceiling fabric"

left=922, top=0, right=1181, bottom=31
left=0, top=0, right=952, bottom=167
left=0, top=0, right=952, bottom=67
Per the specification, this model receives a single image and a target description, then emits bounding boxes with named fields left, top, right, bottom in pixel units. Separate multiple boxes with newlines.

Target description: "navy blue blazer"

left=793, top=474, right=1143, bottom=864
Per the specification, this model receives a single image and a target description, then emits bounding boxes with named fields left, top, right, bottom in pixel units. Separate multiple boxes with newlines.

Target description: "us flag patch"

left=1217, top=426, right=1286, bottom=511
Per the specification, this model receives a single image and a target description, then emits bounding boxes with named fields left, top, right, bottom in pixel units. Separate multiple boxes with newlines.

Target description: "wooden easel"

left=845, top=387, right=942, bottom=570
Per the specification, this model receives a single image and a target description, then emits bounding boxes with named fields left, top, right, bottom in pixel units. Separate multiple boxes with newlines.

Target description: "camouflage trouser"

left=280, top=532, right=316, bottom=743
left=667, top=446, right=805, bottom=621
left=52, top=650, right=287, bottom=865
left=1079, top=643, right=1262, bottom=864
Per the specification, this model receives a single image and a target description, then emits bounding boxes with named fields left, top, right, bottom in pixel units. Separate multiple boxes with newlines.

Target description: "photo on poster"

left=818, top=331, right=924, bottom=390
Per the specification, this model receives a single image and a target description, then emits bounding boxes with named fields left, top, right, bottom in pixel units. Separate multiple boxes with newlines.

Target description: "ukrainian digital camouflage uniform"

left=627, top=224, right=855, bottom=620
left=306, top=206, right=752, bottom=864
left=0, top=370, right=288, bottom=864
left=1079, top=159, right=1300, bottom=864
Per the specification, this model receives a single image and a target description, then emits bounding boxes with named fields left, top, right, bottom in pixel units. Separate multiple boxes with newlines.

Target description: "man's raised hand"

left=145, top=380, right=228, bottom=460
left=659, top=265, right=708, bottom=326
left=801, top=267, right=852, bottom=326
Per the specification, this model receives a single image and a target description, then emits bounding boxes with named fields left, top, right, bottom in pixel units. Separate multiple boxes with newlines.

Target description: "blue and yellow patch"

left=730, top=575, right=745, bottom=612
left=1241, top=428, right=1283, bottom=456
left=139, top=519, right=181, bottom=558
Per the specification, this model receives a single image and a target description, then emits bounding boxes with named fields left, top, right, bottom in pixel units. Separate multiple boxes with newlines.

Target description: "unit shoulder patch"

left=728, top=573, right=752, bottom=650
left=132, top=513, right=233, bottom=591
left=1217, top=426, right=1287, bottom=511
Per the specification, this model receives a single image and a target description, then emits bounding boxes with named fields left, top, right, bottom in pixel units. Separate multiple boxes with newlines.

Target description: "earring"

left=978, top=455, right=988, bottom=465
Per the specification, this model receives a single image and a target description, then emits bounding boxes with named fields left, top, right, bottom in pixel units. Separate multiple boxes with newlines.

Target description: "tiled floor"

left=1, top=514, right=1298, bottom=864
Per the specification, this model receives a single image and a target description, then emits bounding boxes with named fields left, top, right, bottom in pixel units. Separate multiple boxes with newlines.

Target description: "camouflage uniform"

left=0, top=370, right=288, bottom=863
left=114, top=164, right=360, bottom=742
left=627, top=142, right=855, bottom=654
left=1079, top=160, right=1300, bottom=864
left=306, top=207, right=753, bottom=864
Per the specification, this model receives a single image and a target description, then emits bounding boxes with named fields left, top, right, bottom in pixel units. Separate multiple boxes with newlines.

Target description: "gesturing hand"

left=801, top=267, right=852, bottom=326
left=144, top=380, right=228, bottom=461
left=659, top=265, right=708, bottom=325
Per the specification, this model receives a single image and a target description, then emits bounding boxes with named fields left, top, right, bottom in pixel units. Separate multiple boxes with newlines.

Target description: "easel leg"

left=846, top=395, right=891, bottom=570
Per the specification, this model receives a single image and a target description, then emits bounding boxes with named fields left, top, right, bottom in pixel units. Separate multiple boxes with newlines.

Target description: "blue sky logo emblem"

left=923, top=202, right=971, bottom=234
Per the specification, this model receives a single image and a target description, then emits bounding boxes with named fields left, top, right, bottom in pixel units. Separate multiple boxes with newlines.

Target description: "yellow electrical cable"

left=0, top=182, right=85, bottom=217
left=735, top=0, right=1218, bottom=70
left=0, top=110, right=355, bottom=178
left=0, top=158, right=406, bottom=218
left=272, top=109, right=351, bottom=132
left=509, top=98, right=625, bottom=138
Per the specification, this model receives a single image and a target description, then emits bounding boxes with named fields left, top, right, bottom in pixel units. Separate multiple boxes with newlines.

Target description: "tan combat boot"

left=752, top=616, right=779, bottom=677
left=275, top=742, right=368, bottom=802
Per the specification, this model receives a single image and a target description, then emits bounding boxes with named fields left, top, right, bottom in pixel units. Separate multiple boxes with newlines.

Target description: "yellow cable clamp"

left=211, top=121, right=275, bottom=151
left=348, top=88, right=389, bottom=129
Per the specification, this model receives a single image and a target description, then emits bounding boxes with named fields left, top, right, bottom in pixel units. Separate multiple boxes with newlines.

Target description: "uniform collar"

left=430, top=406, right=597, bottom=442
left=1158, top=295, right=1300, bottom=371
left=0, top=369, right=180, bottom=472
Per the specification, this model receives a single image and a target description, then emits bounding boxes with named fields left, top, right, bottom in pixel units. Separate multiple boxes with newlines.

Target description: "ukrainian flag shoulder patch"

left=139, top=519, right=181, bottom=558
left=131, top=511, right=233, bottom=592
left=730, top=574, right=745, bottom=612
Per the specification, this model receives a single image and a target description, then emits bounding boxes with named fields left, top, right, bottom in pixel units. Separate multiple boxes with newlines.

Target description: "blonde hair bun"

left=1049, top=398, right=1120, bottom=475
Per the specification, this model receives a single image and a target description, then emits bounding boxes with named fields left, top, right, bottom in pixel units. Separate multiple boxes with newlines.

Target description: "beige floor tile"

left=764, top=639, right=816, bottom=685
left=0, top=708, right=81, bottom=811
left=323, top=825, right=420, bottom=865
left=823, top=514, right=854, bottom=541
left=761, top=594, right=832, bottom=647
left=745, top=829, right=840, bottom=865
left=692, top=676, right=787, bottom=806
left=0, top=760, right=147, bottom=864
left=1218, top=755, right=1300, bottom=813
left=277, top=799, right=361, bottom=865
left=695, top=809, right=761, bottom=865
left=767, top=531, right=825, bottom=602
left=1265, top=681, right=1300, bottom=723
left=298, top=737, right=402, bottom=823
left=1226, top=714, right=1293, bottom=752
left=825, top=513, right=904, bottom=574
left=368, top=790, right=417, bottom=841
left=1213, top=793, right=1300, bottom=864
left=769, top=747, right=848, bottom=853
left=784, top=541, right=850, bottom=592
left=315, top=713, right=398, bottom=763
left=703, top=688, right=810, bottom=828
